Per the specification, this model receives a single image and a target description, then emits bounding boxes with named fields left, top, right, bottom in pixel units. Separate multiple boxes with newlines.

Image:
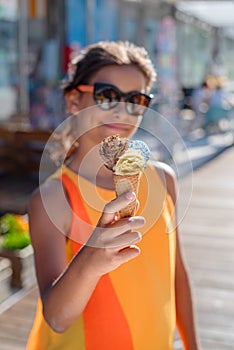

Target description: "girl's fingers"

left=108, top=215, right=145, bottom=232
left=105, top=231, right=142, bottom=249
left=117, top=245, right=141, bottom=263
left=99, top=192, right=136, bottom=226
left=88, top=192, right=145, bottom=250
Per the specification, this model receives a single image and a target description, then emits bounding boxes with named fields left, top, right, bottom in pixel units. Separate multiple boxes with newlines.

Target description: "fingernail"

left=125, top=192, right=135, bottom=201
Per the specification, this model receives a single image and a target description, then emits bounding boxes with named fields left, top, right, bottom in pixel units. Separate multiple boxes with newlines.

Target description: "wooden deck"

left=0, top=146, right=234, bottom=349
left=177, top=146, right=234, bottom=350
left=0, top=287, right=38, bottom=350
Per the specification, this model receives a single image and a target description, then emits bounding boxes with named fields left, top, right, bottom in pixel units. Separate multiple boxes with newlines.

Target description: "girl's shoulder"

left=31, top=176, right=65, bottom=203
left=29, top=176, right=72, bottom=235
left=149, top=160, right=177, bottom=204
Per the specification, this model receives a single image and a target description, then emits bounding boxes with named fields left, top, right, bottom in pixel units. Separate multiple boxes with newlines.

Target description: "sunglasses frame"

left=76, top=82, right=153, bottom=115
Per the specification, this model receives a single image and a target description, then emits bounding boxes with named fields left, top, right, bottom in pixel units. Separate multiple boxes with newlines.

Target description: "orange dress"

left=27, top=164, right=176, bottom=349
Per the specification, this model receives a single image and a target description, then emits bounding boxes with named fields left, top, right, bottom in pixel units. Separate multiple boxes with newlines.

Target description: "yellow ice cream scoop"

left=113, top=149, right=145, bottom=175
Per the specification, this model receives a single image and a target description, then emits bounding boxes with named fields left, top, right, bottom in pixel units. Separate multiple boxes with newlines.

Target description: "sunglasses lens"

left=127, top=94, right=151, bottom=115
left=94, top=86, right=119, bottom=110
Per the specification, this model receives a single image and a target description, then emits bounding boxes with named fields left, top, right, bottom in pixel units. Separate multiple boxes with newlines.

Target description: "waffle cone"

left=113, top=173, right=141, bottom=217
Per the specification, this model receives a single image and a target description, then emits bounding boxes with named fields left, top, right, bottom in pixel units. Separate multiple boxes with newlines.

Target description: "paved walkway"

left=0, top=145, right=234, bottom=349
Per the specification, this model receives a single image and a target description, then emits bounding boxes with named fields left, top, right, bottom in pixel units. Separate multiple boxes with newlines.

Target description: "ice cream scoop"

left=113, top=149, right=145, bottom=175
left=128, top=140, right=151, bottom=164
left=99, top=135, right=128, bottom=170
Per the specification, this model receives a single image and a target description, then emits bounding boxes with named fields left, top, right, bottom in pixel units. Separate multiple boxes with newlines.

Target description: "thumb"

left=99, top=192, right=136, bottom=226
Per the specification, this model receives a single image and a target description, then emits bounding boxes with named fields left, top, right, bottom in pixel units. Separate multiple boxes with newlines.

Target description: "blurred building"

left=0, top=0, right=64, bottom=128
left=0, top=0, right=234, bottom=129
left=0, top=0, right=19, bottom=120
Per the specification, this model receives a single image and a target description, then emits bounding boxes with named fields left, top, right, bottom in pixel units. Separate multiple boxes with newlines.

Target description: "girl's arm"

left=29, top=183, right=144, bottom=333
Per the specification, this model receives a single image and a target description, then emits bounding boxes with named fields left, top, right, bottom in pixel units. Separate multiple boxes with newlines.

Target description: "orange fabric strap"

left=61, top=173, right=134, bottom=349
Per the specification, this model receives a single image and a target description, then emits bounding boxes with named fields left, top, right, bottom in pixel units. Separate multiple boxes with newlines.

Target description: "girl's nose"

left=112, top=102, right=129, bottom=119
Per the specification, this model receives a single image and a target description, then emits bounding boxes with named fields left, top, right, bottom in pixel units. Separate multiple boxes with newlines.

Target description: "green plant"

left=0, top=214, right=31, bottom=250
left=0, top=214, right=21, bottom=235
left=2, top=232, right=31, bottom=250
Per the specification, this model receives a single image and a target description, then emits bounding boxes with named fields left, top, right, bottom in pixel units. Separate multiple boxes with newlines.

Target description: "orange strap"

left=61, top=173, right=134, bottom=349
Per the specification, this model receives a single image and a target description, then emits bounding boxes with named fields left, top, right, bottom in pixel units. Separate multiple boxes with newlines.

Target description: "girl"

left=27, top=41, right=200, bottom=349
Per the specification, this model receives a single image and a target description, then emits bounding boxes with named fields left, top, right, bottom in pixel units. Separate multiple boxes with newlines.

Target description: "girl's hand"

left=84, top=192, right=145, bottom=276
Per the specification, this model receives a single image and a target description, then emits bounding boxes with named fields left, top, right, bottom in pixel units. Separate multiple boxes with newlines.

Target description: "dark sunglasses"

left=76, top=82, right=153, bottom=116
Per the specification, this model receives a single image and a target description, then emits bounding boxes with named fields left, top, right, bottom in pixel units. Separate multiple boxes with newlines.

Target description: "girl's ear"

left=65, top=90, right=80, bottom=115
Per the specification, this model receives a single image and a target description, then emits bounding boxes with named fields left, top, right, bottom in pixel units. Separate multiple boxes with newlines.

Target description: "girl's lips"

left=103, top=123, right=128, bottom=131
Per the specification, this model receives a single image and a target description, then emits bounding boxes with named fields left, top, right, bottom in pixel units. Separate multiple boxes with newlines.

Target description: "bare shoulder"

left=30, top=177, right=65, bottom=202
left=151, top=160, right=177, bottom=204
left=29, top=177, right=72, bottom=236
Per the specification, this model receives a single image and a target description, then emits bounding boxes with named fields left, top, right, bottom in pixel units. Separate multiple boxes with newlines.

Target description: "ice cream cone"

left=113, top=173, right=140, bottom=217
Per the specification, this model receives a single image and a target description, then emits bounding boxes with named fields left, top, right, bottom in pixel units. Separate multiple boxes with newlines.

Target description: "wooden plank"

left=0, top=288, right=38, bottom=348
left=0, top=337, right=27, bottom=350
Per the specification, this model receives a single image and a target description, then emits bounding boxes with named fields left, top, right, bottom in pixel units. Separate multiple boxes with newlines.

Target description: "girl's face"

left=66, top=64, right=148, bottom=144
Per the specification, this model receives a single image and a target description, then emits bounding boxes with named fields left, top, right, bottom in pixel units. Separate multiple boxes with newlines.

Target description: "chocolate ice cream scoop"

left=99, top=135, right=128, bottom=170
